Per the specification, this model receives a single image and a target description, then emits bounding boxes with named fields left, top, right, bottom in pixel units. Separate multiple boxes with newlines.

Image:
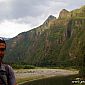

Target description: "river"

left=21, top=75, right=80, bottom=85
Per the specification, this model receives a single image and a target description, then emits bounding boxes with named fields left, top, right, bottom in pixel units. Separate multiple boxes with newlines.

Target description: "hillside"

left=4, top=5, right=85, bottom=69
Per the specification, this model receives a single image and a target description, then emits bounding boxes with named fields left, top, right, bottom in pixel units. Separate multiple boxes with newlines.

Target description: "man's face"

left=0, top=43, right=6, bottom=59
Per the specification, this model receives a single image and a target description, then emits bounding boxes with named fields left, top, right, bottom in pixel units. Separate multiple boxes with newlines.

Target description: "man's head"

left=0, top=37, right=6, bottom=62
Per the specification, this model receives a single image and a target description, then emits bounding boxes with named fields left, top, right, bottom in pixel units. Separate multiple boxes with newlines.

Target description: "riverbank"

left=15, top=69, right=79, bottom=84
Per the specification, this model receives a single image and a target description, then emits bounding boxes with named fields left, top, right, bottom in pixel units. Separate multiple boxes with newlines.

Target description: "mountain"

left=4, top=38, right=11, bottom=40
left=4, top=5, right=85, bottom=68
left=43, top=15, right=56, bottom=25
left=58, top=9, right=70, bottom=19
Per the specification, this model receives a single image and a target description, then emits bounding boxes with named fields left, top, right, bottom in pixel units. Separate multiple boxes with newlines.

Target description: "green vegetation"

left=4, top=5, right=85, bottom=78
left=11, top=64, right=35, bottom=69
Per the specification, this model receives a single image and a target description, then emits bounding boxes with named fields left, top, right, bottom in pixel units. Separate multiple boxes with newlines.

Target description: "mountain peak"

left=43, top=15, right=56, bottom=25
left=61, top=9, right=69, bottom=12
left=47, top=15, right=56, bottom=20
left=58, top=9, right=70, bottom=19
left=80, top=5, right=85, bottom=13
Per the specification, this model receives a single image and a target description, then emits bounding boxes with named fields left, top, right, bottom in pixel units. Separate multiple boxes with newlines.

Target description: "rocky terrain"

left=15, top=69, right=78, bottom=84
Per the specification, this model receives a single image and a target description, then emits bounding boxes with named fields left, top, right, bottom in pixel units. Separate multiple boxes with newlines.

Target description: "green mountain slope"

left=4, top=5, right=85, bottom=69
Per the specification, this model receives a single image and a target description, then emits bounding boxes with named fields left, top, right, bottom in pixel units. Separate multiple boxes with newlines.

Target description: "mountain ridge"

left=4, top=5, right=85, bottom=69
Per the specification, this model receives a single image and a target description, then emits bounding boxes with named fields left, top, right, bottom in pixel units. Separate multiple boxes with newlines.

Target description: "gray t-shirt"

left=0, top=64, right=16, bottom=85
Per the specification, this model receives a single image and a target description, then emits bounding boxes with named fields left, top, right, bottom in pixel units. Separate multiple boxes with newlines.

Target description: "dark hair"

left=0, top=37, right=6, bottom=49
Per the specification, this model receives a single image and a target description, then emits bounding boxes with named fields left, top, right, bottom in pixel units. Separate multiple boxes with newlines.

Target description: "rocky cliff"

left=4, top=5, right=85, bottom=67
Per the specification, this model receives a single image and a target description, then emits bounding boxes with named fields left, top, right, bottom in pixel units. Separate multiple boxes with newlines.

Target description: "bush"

left=79, top=67, right=85, bottom=78
left=12, top=64, right=35, bottom=69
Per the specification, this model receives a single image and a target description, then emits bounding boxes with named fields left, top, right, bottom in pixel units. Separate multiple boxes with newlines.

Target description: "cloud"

left=0, top=0, right=85, bottom=38
left=0, top=0, right=84, bottom=21
left=0, top=20, right=31, bottom=38
left=0, top=0, right=68, bottom=20
left=0, top=0, right=85, bottom=19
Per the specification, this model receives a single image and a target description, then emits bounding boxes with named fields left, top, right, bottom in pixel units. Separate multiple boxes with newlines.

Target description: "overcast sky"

left=0, top=0, right=85, bottom=38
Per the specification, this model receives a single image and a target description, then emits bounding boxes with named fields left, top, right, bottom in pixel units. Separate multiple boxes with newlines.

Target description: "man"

left=0, top=37, right=16, bottom=85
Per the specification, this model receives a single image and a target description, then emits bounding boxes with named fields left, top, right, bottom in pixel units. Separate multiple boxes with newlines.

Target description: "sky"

left=0, top=0, right=85, bottom=38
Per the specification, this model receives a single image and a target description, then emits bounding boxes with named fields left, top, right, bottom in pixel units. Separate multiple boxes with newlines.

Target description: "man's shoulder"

left=0, top=63, right=13, bottom=72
